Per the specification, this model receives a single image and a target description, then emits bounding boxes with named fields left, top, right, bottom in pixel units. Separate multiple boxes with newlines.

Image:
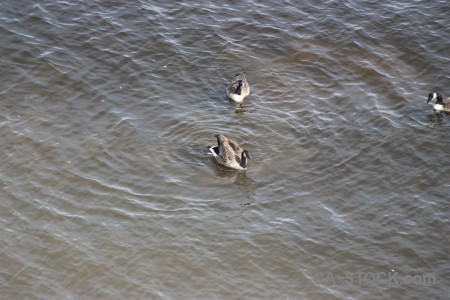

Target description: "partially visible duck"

left=427, top=91, right=450, bottom=113
left=209, top=134, right=252, bottom=170
left=226, top=73, right=250, bottom=103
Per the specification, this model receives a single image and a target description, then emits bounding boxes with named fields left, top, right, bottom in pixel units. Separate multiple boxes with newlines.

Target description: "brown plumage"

left=208, top=134, right=252, bottom=170
left=226, top=74, right=250, bottom=103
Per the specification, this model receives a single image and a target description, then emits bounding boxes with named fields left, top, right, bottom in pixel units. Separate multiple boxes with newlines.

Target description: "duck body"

left=209, top=134, right=251, bottom=170
left=226, top=74, right=250, bottom=103
left=427, top=91, right=450, bottom=113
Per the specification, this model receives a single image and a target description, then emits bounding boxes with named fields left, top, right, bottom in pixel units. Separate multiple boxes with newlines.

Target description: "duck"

left=226, top=73, right=250, bottom=103
left=427, top=91, right=450, bottom=113
left=208, top=134, right=252, bottom=170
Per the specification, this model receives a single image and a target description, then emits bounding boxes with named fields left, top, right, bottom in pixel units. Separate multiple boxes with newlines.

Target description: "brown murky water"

left=1, top=1, right=449, bottom=299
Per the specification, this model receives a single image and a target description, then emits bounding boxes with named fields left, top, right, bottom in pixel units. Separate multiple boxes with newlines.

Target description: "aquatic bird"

left=427, top=91, right=450, bottom=113
left=226, top=73, right=250, bottom=102
left=208, top=134, right=252, bottom=170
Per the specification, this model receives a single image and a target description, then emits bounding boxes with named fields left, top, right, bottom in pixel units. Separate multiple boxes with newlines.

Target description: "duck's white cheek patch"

left=208, top=146, right=216, bottom=156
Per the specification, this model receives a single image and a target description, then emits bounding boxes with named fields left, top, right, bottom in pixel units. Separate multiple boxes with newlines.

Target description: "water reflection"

left=426, top=112, right=444, bottom=127
left=227, top=101, right=247, bottom=115
left=208, top=158, right=254, bottom=184
left=232, top=171, right=254, bottom=186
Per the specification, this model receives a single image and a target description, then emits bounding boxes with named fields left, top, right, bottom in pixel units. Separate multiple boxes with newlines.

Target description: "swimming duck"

left=226, top=73, right=250, bottom=102
left=209, top=134, right=252, bottom=170
left=427, top=91, right=450, bottom=113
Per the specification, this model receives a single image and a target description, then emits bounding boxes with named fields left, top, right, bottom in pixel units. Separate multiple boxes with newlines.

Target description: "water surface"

left=1, top=0, right=449, bottom=299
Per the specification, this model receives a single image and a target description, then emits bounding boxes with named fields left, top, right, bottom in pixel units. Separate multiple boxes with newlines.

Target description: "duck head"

left=240, top=150, right=252, bottom=168
left=427, top=91, right=443, bottom=104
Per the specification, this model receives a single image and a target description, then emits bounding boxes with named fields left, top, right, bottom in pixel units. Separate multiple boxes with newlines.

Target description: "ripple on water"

left=1, top=0, right=449, bottom=299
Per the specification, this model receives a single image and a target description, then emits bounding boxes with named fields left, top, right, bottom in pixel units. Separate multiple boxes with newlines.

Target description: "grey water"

left=1, top=0, right=449, bottom=299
